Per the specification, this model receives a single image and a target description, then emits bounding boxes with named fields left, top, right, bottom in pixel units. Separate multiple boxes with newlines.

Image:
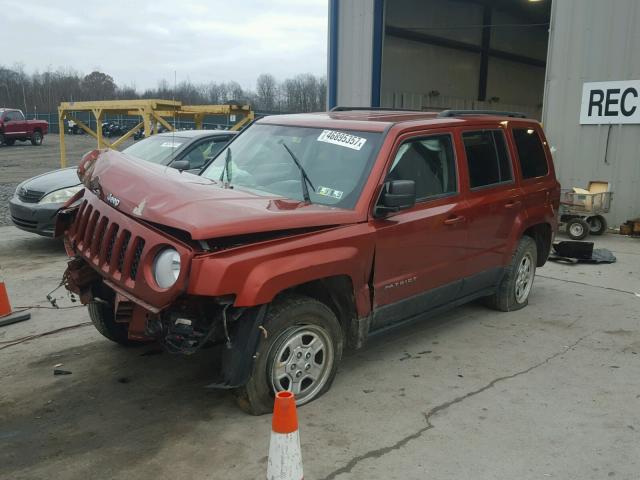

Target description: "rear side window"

left=387, top=134, right=457, bottom=201
left=513, top=128, right=549, bottom=179
left=462, top=130, right=512, bottom=188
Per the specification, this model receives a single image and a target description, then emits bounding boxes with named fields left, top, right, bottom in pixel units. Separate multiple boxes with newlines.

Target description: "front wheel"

left=485, top=236, right=538, bottom=312
left=88, top=301, right=140, bottom=346
left=30, top=131, right=43, bottom=146
left=234, top=295, right=343, bottom=415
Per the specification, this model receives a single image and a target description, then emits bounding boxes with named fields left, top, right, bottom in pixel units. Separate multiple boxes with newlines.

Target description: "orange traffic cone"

left=0, top=281, right=30, bottom=327
left=267, top=391, right=303, bottom=480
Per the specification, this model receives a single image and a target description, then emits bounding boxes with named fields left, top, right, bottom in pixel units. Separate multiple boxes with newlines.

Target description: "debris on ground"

left=548, top=241, right=616, bottom=264
left=53, top=369, right=72, bottom=376
left=619, top=218, right=640, bottom=237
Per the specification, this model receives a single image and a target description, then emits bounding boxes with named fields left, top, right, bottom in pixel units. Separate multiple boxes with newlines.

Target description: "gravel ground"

left=0, top=134, right=133, bottom=226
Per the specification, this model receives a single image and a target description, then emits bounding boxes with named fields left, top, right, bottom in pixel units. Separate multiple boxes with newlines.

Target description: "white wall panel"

left=543, top=0, right=640, bottom=225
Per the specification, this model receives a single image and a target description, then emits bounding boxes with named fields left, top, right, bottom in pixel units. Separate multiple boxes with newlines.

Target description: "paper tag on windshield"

left=317, top=186, right=343, bottom=199
left=160, top=141, right=182, bottom=148
left=317, top=130, right=367, bottom=150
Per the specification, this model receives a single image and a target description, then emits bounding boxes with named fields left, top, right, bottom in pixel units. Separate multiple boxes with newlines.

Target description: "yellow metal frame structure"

left=58, top=100, right=254, bottom=167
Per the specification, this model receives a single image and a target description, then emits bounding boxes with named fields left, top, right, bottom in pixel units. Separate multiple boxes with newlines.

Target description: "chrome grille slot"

left=105, top=225, right=120, bottom=265
left=92, top=216, right=109, bottom=259
left=84, top=210, right=100, bottom=250
left=117, top=231, right=131, bottom=272
left=130, top=238, right=145, bottom=280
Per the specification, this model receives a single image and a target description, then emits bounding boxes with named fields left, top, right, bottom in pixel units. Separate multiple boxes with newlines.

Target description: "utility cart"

left=559, top=181, right=613, bottom=240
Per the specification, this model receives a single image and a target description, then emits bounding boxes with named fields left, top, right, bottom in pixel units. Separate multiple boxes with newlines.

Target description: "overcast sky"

left=1, top=0, right=328, bottom=91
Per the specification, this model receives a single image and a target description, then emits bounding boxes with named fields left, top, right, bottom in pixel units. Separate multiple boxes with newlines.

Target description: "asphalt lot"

left=0, top=134, right=133, bottom=226
left=0, top=225, right=638, bottom=480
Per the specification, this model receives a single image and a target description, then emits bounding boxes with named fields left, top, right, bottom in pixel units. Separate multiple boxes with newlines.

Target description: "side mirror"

left=376, top=180, right=416, bottom=216
left=170, top=160, right=189, bottom=172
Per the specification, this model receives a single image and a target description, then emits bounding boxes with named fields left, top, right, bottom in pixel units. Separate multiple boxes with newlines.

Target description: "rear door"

left=371, top=129, right=469, bottom=331
left=458, top=127, right=525, bottom=295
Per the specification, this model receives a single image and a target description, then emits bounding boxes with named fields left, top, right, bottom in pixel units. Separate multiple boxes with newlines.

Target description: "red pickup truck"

left=58, top=108, right=560, bottom=414
left=0, top=108, right=48, bottom=146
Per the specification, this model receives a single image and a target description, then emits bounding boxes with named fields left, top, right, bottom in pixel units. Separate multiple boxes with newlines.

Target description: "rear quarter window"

left=512, top=128, right=549, bottom=179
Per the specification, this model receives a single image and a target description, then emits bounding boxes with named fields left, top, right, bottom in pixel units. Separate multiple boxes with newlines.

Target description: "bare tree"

left=256, top=73, right=277, bottom=111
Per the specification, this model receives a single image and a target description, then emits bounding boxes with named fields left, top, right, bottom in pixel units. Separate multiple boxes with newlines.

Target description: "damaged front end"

left=56, top=178, right=267, bottom=387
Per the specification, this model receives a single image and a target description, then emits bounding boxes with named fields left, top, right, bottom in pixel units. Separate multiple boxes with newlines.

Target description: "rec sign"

left=580, top=80, right=640, bottom=124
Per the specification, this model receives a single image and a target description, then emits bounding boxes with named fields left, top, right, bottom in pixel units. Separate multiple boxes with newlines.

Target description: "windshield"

left=122, top=135, right=187, bottom=164
left=201, top=124, right=382, bottom=209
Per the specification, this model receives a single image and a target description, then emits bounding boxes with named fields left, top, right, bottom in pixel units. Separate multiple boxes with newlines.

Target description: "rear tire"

left=0, top=133, right=4, bottom=145
left=234, top=294, right=343, bottom=415
left=567, top=218, right=590, bottom=240
left=88, top=301, right=139, bottom=346
left=485, top=236, right=538, bottom=312
left=588, top=215, right=607, bottom=235
left=30, top=131, right=43, bottom=146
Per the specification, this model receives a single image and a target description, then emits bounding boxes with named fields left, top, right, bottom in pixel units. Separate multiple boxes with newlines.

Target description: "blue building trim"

left=328, top=0, right=339, bottom=109
left=371, top=0, right=384, bottom=107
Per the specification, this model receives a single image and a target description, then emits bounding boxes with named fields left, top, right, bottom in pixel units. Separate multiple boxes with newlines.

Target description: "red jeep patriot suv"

left=58, top=108, right=560, bottom=414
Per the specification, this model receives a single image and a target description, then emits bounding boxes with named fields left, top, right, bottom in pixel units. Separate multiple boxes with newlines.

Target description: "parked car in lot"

left=9, top=130, right=235, bottom=236
left=0, top=108, right=48, bottom=146
left=57, top=108, right=560, bottom=414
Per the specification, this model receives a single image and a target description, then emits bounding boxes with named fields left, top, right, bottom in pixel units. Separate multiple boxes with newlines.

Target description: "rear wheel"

left=567, top=218, right=590, bottom=240
left=485, top=236, right=538, bottom=312
left=588, top=215, right=607, bottom=235
left=30, top=131, right=43, bottom=146
left=234, top=295, right=343, bottom=415
left=0, top=133, right=4, bottom=145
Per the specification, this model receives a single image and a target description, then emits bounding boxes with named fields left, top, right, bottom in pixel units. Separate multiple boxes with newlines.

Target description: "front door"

left=371, top=131, right=469, bottom=331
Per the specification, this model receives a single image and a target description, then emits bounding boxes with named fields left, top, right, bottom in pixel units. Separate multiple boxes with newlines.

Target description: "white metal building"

left=328, top=0, right=640, bottom=226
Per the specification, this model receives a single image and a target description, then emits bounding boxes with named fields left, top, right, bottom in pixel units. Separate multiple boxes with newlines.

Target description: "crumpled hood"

left=79, top=149, right=364, bottom=240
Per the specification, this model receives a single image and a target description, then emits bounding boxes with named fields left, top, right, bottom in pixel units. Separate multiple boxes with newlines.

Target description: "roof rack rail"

left=330, top=106, right=421, bottom=112
left=438, top=109, right=527, bottom=118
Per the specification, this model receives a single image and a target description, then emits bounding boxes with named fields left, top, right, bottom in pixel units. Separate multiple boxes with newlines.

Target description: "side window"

left=5, top=111, right=24, bottom=122
left=512, top=128, right=549, bottom=179
left=387, top=134, right=457, bottom=201
left=462, top=130, right=512, bottom=189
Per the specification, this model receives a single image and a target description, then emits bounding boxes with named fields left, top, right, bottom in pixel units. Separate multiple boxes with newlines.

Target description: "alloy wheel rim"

left=269, top=324, right=334, bottom=404
left=515, top=253, right=534, bottom=303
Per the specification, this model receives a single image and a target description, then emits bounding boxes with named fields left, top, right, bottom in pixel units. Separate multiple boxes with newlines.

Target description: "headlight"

left=39, top=185, right=83, bottom=204
left=153, top=248, right=181, bottom=289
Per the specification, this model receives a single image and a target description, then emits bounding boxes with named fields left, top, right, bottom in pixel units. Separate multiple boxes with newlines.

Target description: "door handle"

left=505, top=200, right=522, bottom=209
left=444, top=215, right=466, bottom=225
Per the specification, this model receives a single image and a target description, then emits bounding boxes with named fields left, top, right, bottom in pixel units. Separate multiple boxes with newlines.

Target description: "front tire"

left=88, top=301, right=139, bottom=346
left=486, top=236, right=538, bottom=312
left=30, top=131, right=43, bottom=146
left=234, top=295, right=343, bottom=415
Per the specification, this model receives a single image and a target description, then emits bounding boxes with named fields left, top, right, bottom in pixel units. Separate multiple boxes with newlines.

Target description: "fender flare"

left=234, top=246, right=362, bottom=307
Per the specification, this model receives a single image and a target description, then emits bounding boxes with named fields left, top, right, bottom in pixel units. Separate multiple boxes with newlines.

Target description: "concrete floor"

left=0, top=226, right=639, bottom=480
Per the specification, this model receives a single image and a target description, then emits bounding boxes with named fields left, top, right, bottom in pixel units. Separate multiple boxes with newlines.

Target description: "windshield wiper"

left=281, top=141, right=315, bottom=203
left=219, top=148, right=232, bottom=184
